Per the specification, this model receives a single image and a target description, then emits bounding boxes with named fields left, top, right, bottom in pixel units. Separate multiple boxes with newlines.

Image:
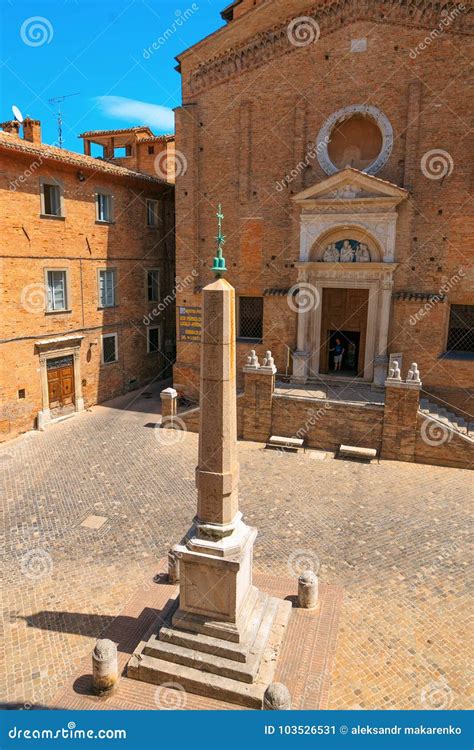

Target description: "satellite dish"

left=12, top=105, right=24, bottom=123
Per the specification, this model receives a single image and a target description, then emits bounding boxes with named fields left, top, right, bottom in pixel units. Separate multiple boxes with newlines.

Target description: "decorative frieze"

left=187, top=0, right=471, bottom=94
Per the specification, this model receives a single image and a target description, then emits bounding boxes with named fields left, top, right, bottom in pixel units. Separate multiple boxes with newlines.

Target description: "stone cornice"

left=187, top=0, right=472, bottom=94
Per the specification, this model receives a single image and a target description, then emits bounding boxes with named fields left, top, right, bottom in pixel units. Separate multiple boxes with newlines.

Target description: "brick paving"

left=0, top=383, right=471, bottom=710
left=52, top=564, right=342, bottom=710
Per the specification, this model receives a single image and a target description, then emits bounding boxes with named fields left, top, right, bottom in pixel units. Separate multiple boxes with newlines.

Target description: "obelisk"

left=172, top=203, right=257, bottom=628
left=128, top=206, right=291, bottom=708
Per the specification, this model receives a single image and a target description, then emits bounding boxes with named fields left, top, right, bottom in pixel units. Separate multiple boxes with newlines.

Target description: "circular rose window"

left=317, top=105, right=393, bottom=176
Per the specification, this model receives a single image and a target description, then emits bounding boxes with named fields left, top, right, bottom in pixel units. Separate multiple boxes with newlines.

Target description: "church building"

left=172, top=0, right=473, bottom=439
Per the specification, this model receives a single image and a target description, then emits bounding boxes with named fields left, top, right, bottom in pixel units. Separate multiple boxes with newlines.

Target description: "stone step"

left=127, top=597, right=292, bottom=709
left=339, top=444, right=377, bottom=461
left=143, top=638, right=258, bottom=683
left=128, top=651, right=264, bottom=708
left=266, top=435, right=304, bottom=452
left=158, top=589, right=267, bottom=663
left=159, top=624, right=248, bottom=663
left=419, top=398, right=471, bottom=437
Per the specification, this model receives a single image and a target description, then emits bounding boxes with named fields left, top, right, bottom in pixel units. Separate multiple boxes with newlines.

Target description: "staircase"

left=419, top=398, right=472, bottom=438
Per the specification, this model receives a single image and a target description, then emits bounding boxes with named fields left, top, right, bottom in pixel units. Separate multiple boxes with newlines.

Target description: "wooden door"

left=47, top=356, right=75, bottom=409
left=319, top=288, right=369, bottom=376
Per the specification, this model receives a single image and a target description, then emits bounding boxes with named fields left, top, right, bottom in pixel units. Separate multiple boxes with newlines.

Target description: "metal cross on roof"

left=211, top=203, right=227, bottom=278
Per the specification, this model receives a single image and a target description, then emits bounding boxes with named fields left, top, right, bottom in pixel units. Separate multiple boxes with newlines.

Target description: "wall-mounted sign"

left=179, top=306, right=201, bottom=342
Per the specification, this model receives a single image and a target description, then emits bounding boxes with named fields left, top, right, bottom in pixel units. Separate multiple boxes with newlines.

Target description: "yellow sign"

left=179, top=306, right=201, bottom=342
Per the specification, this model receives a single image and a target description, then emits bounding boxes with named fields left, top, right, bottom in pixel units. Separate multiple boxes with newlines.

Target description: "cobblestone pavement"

left=0, top=383, right=471, bottom=710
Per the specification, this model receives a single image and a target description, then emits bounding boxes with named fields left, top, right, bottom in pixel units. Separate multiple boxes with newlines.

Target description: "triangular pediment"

left=292, top=168, right=408, bottom=206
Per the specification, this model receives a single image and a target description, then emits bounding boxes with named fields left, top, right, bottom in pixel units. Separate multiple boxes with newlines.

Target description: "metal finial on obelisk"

left=211, top=203, right=227, bottom=278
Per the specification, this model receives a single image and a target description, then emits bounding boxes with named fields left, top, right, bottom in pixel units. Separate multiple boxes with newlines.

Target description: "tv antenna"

left=48, top=93, right=79, bottom=148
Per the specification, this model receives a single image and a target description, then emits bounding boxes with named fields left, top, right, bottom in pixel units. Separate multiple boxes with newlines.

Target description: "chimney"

left=0, top=120, right=21, bottom=137
left=23, top=118, right=42, bottom=145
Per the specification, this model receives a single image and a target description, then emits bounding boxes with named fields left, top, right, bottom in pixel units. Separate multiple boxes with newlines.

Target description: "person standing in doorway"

left=330, top=338, right=345, bottom=371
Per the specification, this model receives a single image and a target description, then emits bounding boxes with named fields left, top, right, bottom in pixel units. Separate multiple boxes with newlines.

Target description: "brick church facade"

left=0, top=120, right=175, bottom=441
left=173, top=0, right=473, bottom=433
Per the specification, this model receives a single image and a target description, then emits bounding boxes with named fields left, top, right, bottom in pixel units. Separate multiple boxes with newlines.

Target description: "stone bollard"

left=160, top=387, right=177, bottom=426
left=298, top=570, right=319, bottom=609
left=263, top=682, right=291, bottom=710
left=168, top=546, right=180, bottom=584
left=92, top=639, right=118, bottom=695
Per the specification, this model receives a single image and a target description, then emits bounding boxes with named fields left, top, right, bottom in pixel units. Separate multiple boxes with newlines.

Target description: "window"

left=148, top=145, right=155, bottom=154
left=146, top=199, right=159, bottom=227
left=46, top=270, right=68, bottom=311
left=42, top=183, right=61, bottom=216
left=146, top=269, right=160, bottom=303
left=98, top=269, right=117, bottom=308
left=96, top=193, right=113, bottom=223
left=147, top=326, right=161, bottom=354
left=101, top=333, right=118, bottom=364
left=446, top=305, right=474, bottom=353
left=238, top=297, right=264, bottom=340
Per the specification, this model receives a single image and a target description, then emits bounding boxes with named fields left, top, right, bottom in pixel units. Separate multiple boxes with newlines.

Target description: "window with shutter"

left=99, top=270, right=116, bottom=307
left=46, top=270, right=67, bottom=311
left=447, top=305, right=474, bottom=353
left=238, top=297, right=264, bottom=340
left=102, top=334, right=118, bottom=364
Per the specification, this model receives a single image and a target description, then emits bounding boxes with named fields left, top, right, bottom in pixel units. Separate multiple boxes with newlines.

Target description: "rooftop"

left=0, top=130, right=168, bottom=185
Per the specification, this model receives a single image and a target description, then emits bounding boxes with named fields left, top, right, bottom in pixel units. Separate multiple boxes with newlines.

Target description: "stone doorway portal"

left=46, top=355, right=76, bottom=418
left=319, top=288, right=369, bottom=377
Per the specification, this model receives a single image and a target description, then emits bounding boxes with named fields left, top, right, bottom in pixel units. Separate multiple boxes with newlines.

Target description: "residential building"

left=0, top=119, right=175, bottom=441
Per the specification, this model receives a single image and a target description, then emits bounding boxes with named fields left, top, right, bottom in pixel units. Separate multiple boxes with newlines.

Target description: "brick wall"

left=0, top=146, right=175, bottom=441
left=173, top=0, right=473, bottom=410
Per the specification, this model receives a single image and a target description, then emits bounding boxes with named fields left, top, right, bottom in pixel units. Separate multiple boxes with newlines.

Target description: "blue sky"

left=0, top=0, right=225, bottom=151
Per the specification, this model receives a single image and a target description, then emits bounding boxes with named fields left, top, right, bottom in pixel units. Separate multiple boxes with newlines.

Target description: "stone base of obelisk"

left=127, top=520, right=292, bottom=708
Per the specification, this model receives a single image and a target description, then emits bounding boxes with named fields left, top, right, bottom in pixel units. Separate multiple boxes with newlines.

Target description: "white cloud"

left=95, top=96, right=174, bottom=132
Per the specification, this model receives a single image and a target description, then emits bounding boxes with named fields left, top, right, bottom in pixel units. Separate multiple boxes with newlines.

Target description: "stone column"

left=127, top=209, right=292, bottom=708
left=73, top=349, right=85, bottom=413
left=174, top=277, right=257, bottom=627
left=242, top=350, right=276, bottom=442
left=381, top=362, right=422, bottom=462
left=161, top=387, right=177, bottom=424
left=291, top=279, right=311, bottom=384
left=373, top=280, right=393, bottom=388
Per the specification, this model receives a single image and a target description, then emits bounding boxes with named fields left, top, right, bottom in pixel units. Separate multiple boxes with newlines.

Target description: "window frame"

left=146, top=199, right=160, bottom=227
left=39, top=177, right=65, bottom=219
left=445, top=303, right=474, bottom=355
left=146, top=268, right=161, bottom=303
left=95, top=190, right=114, bottom=224
left=44, top=268, right=70, bottom=313
left=97, top=268, right=118, bottom=309
left=146, top=325, right=162, bottom=354
left=101, top=333, right=119, bottom=365
left=237, top=296, right=264, bottom=342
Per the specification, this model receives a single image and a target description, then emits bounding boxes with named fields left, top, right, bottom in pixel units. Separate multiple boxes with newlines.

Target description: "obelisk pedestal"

left=127, top=208, right=291, bottom=708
